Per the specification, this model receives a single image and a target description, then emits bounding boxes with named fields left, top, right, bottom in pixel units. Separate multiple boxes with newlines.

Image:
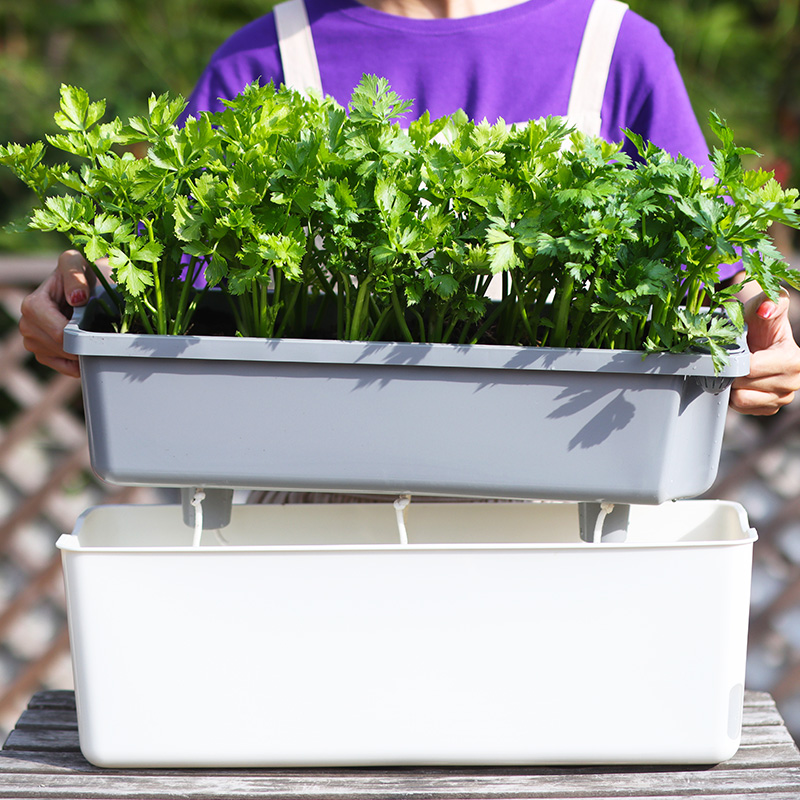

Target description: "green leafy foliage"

left=1, top=76, right=799, bottom=367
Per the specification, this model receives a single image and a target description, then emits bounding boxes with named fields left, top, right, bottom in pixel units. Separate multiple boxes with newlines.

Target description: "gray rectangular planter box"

left=64, top=293, right=750, bottom=504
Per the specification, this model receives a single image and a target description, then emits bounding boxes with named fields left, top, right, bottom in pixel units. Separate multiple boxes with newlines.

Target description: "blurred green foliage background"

left=1, top=0, right=798, bottom=252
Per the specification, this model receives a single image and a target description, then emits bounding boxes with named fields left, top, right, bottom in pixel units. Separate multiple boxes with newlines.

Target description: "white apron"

left=272, top=0, right=629, bottom=137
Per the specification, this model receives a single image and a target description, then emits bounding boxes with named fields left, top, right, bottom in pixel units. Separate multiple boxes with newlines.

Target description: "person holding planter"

left=17, top=0, right=800, bottom=415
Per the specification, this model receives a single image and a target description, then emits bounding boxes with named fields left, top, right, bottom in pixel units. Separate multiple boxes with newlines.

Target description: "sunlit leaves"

left=1, top=76, right=799, bottom=357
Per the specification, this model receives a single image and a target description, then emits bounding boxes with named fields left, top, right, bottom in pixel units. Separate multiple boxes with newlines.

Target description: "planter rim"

left=55, top=534, right=758, bottom=554
left=56, top=501, right=758, bottom=554
left=64, top=296, right=750, bottom=378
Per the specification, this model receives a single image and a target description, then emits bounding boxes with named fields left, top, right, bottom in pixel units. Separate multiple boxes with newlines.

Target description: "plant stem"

left=510, top=272, right=535, bottom=344
left=260, top=282, right=270, bottom=337
left=552, top=274, right=574, bottom=347
left=468, top=293, right=514, bottom=345
left=391, top=287, right=414, bottom=342
left=411, top=308, right=426, bottom=343
left=350, top=278, right=372, bottom=340
left=142, top=219, right=166, bottom=335
left=89, top=264, right=123, bottom=318
left=135, top=300, right=155, bottom=335
left=171, top=256, right=198, bottom=335
left=275, top=280, right=303, bottom=337
left=443, top=316, right=460, bottom=343
left=369, top=305, right=392, bottom=341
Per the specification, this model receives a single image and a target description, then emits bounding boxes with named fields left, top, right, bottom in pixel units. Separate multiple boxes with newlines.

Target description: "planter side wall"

left=79, top=352, right=734, bottom=503
left=59, top=501, right=754, bottom=768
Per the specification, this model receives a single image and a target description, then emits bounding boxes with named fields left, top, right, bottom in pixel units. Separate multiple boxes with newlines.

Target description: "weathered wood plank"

left=3, top=728, right=81, bottom=753
left=0, top=765, right=797, bottom=798
left=1, top=788, right=800, bottom=800
left=24, top=691, right=76, bottom=711
left=739, top=723, right=798, bottom=746
left=741, top=707, right=788, bottom=726
left=720, top=741, right=800, bottom=768
left=14, top=709, right=78, bottom=731
left=0, top=750, right=94, bottom=773
left=742, top=690, right=775, bottom=705
left=0, top=690, right=797, bottom=800
left=2, top=745, right=797, bottom=777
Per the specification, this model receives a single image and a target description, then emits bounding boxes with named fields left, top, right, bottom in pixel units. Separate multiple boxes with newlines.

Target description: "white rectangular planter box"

left=58, top=499, right=755, bottom=768
left=64, top=296, right=750, bottom=504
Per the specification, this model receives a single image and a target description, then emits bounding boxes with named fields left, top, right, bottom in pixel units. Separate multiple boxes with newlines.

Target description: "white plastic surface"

left=58, top=500, right=755, bottom=768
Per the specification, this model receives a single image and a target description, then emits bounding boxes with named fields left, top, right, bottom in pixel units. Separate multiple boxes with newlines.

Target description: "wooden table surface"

left=1, top=689, right=799, bottom=799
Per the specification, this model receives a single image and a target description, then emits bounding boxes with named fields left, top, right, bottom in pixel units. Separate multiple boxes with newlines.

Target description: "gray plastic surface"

left=64, top=293, right=750, bottom=503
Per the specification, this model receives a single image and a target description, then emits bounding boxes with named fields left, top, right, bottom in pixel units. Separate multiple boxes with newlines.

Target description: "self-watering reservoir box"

left=58, top=499, right=754, bottom=768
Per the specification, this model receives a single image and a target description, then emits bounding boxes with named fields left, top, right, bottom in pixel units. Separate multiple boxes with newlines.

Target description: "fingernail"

left=758, top=301, right=775, bottom=320
left=69, top=289, right=88, bottom=305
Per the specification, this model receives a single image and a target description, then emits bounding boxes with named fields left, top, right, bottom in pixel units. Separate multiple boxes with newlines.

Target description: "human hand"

left=18, top=250, right=96, bottom=378
left=729, top=287, right=800, bottom=416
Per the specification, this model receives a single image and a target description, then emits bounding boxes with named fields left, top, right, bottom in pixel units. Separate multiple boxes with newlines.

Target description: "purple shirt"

left=184, top=0, right=709, bottom=163
left=183, top=0, right=738, bottom=279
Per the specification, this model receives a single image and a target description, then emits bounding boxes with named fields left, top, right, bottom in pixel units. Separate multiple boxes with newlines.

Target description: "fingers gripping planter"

left=58, top=500, right=755, bottom=768
left=64, top=294, right=749, bottom=507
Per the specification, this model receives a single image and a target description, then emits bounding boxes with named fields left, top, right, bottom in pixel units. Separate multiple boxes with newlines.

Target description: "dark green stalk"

left=170, top=256, right=199, bottom=335
left=336, top=281, right=345, bottom=340
left=88, top=263, right=123, bottom=319
left=275, top=279, right=303, bottom=337
left=307, top=235, right=333, bottom=296
left=343, top=278, right=353, bottom=340
left=411, top=308, right=426, bottom=343
left=349, top=277, right=372, bottom=340
left=552, top=274, right=574, bottom=347
left=651, top=293, right=671, bottom=329
left=248, top=283, right=259, bottom=338
left=181, top=284, right=211, bottom=334
left=685, top=279, right=703, bottom=315
left=527, top=272, right=555, bottom=343
left=467, top=292, right=514, bottom=345
left=510, top=272, right=535, bottom=345
left=391, top=286, right=414, bottom=342
left=428, top=309, right=445, bottom=343
left=135, top=300, right=155, bottom=335
left=260, top=282, right=270, bottom=337
left=443, top=315, right=461, bottom=343
left=368, top=305, right=393, bottom=341
left=225, top=292, right=246, bottom=337
left=584, top=313, right=615, bottom=349
left=565, top=274, right=597, bottom=348
left=142, top=219, right=166, bottom=335
left=272, top=268, right=283, bottom=309
left=95, top=295, right=118, bottom=322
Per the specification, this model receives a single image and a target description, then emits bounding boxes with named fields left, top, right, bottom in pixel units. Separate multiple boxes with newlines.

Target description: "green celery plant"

left=2, top=76, right=799, bottom=370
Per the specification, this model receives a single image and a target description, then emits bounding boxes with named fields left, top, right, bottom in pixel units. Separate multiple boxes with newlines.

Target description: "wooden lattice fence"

left=1, top=254, right=800, bottom=745
left=0, top=256, right=160, bottom=737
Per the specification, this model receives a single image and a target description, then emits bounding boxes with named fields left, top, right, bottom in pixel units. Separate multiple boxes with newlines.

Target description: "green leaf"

left=130, top=239, right=164, bottom=264
left=54, top=85, right=105, bottom=133
left=722, top=298, right=745, bottom=333
left=431, top=274, right=459, bottom=298
left=108, top=248, right=154, bottom=297
left=488, top=239, right=518, bottom=274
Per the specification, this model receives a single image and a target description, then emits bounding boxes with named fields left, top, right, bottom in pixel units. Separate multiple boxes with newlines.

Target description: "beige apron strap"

left=566, top=0, right=628, bottom=137
left=273, top=0, right=323, bottom=94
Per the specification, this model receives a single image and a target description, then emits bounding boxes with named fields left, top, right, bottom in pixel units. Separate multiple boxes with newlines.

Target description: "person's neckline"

left=322, top=0, right=554, bottom=32
left=353, top=0, right=532, bottom=19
